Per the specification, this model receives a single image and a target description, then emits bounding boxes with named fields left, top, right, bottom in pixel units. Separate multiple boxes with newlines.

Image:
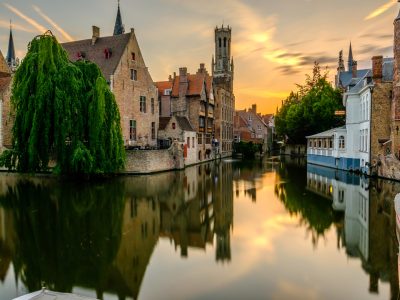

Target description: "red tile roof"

left=171, top=73, right=213, bottom=98
left=155, top=81, right=172, bottom=96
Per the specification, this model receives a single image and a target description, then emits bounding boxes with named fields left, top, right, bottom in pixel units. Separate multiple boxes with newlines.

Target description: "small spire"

left=348, top=42, right=354, bottom=72
left=6, top=20, right=16, bottom=68
left=113, top=0, right=125, bottom=36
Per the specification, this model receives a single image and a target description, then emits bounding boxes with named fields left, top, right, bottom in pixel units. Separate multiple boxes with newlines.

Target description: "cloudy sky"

left=0, top=0, right=398, bottom=113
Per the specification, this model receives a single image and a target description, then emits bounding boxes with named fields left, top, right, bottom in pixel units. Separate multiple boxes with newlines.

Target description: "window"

left=219, top=38, right=222, bottom=48
left=329, top=139, right=333, bottom=149
left=172, top=122, right=176, bottom=129
left=187, top=137, right=190, bottom=148
left=339, top=136, right=345, bottom=149
left=131, top=52, right=136, bottom=61
left=199, top=117, right=205, bottom=128
left=130, top=120, right=137, bottom=140
left=130, top=69, right=137, bottom=81
left=151, top=98, right=155, bottom=114
left=192, top=137, right=195, bottom=148
left=224, top=37, right=227, bottom=47
left=151, top=122, right=156, bottom=140
left=309, top=140, right=312, bottom=148
left=198, top=133, right=203, bottom=145
left=140, top=96, right=146, bottom=113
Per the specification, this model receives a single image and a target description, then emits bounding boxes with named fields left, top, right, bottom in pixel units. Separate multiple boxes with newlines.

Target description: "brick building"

left=168, top=64, right=215, bottom=161
left=0, top=28, right=14, bottom=149
left=234, top=105, right=270, bottom=151
left=62, top=3, right=158, bottom=148
left=213, top=25, right=235, bottom=157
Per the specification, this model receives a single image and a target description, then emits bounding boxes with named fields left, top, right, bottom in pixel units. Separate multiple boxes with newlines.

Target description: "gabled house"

left=170, top=64, right=215, bottom=161
left=158, top=116, right=197, bottom=165
left=62, top=3, right=158, bottom=148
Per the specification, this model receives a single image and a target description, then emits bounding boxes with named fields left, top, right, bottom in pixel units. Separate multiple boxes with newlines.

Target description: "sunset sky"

left=0, top=0, right=398, bottom=114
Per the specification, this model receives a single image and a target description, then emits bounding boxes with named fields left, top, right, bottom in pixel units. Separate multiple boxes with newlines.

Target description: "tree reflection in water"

left=0, top=178, right=126, bottom=295
left=275, top=159, right=341, bottom=247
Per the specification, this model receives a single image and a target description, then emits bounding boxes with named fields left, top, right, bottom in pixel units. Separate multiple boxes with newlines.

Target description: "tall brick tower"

left=212, top=25, right=235, bottom=157
left=213, top=25, right=234, bottom=91
left=392, top=5, right=400, bottom=155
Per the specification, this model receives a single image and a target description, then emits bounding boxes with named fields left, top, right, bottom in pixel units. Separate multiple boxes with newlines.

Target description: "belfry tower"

left=212, top=25, right=234, bottom=91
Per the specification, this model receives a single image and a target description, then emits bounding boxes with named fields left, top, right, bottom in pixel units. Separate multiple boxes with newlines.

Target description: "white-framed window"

left=339, top=136, right=345, bottom=149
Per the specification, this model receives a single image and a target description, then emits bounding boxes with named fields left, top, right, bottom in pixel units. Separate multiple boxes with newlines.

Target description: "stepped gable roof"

left=0, top=50, right=10, bottom=74
left=155, top=81, right=172, bottom=96
left=62, top=33, right=131, bottom=78
left=175, top=116, right=195, bottom=132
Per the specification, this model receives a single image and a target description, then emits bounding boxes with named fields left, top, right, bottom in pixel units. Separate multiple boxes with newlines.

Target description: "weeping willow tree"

left=0, top=32, right=125, bottom=174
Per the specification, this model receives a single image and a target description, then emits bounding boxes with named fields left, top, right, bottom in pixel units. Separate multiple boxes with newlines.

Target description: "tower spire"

left=113, top=0, right=125, bottom=36
left=348, top=42, right=354, bottom=72
left=6, top=20, right=16, bottom=69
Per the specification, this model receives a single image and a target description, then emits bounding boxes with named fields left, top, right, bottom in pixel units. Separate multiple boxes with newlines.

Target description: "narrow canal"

left=0, top=158, right=398, bottom=300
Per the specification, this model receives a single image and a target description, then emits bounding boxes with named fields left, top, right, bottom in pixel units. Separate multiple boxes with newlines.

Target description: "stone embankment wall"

left=371, top=154, right=400, bottom=180
left=124, top=142, right=184, bottom=174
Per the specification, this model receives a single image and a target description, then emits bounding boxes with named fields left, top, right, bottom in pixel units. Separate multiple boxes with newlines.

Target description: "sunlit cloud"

left=364, top=0, right=396, bottom=21
left=0, top=20, right=36, bottom=33
left=32, top=5, right=74, bottom=42
left=4, top=3, right=47, bottom=34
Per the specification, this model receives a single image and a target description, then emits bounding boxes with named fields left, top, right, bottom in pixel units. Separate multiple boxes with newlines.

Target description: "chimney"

left=372, top=56, right=383, bottom=83
left=168, top=74, right=172, bottom=82
left=179, top=67, right=189, bottom=98
left=92, top=26, right=100, bottom=45
left=179, top=67, right=188, bottom=83
left=173, top=72, right=176, bottom=79
left=352, top=61, right=358, bottom=78
left=252, top=104, right=257, bottom=114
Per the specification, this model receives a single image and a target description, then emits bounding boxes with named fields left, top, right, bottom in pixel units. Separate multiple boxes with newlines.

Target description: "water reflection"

left=1, top=160, right=400, bottom=299
left=0, top=161, right=235, bottom=299
left=305, top=164, right=399, bottom=300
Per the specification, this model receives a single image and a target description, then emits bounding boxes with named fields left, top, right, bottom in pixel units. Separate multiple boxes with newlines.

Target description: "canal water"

left=0, top=158, right=398, bottom=300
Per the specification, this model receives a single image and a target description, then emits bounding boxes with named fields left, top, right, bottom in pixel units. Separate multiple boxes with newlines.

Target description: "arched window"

left=339, top=136, right=345, bottom=149
left=224, top=37, right=227, bottom=47
left=219, top=38, right=222, bottom=48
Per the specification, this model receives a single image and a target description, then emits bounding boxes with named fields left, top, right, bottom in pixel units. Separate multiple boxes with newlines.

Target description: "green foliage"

left=275, top=63, right=344, bottom=144
left=1, top=32, right=125, bottom=174
left=234, top=141, right=261, bottom=159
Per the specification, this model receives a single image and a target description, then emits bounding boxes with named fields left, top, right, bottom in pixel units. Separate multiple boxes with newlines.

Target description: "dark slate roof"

left=383, top=57, right=394, bottom=81
left=338, top=69, right=370, bottom=89
left=176, top=116, right=195, bottom=132
left=61, top=33, right=131, bottom=79
left=159, top=117, right=171, bottom=130
left=159, top=116, right=195, bottom=132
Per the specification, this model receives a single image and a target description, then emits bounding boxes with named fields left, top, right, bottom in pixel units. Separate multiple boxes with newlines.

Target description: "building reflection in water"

left=306, top=164, right=400, bottom=300
left=0, top=161, right=234, bottom=300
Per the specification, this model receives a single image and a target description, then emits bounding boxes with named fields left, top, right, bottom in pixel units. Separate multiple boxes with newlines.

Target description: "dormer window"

left=104, top=48, right=112, bottom=59
left=131, top=52, right=136, bottom=61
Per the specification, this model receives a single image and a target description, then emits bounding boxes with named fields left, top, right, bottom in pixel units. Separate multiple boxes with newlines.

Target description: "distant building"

left=62, top=3, right=159, bottom=148
left=335, top=43, right=370, bottom=91
left=5, top=22, right=19, bottom=72
left=213, top=25, right=235, bottom=157
left=234, top=104, right=270, bottom=151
